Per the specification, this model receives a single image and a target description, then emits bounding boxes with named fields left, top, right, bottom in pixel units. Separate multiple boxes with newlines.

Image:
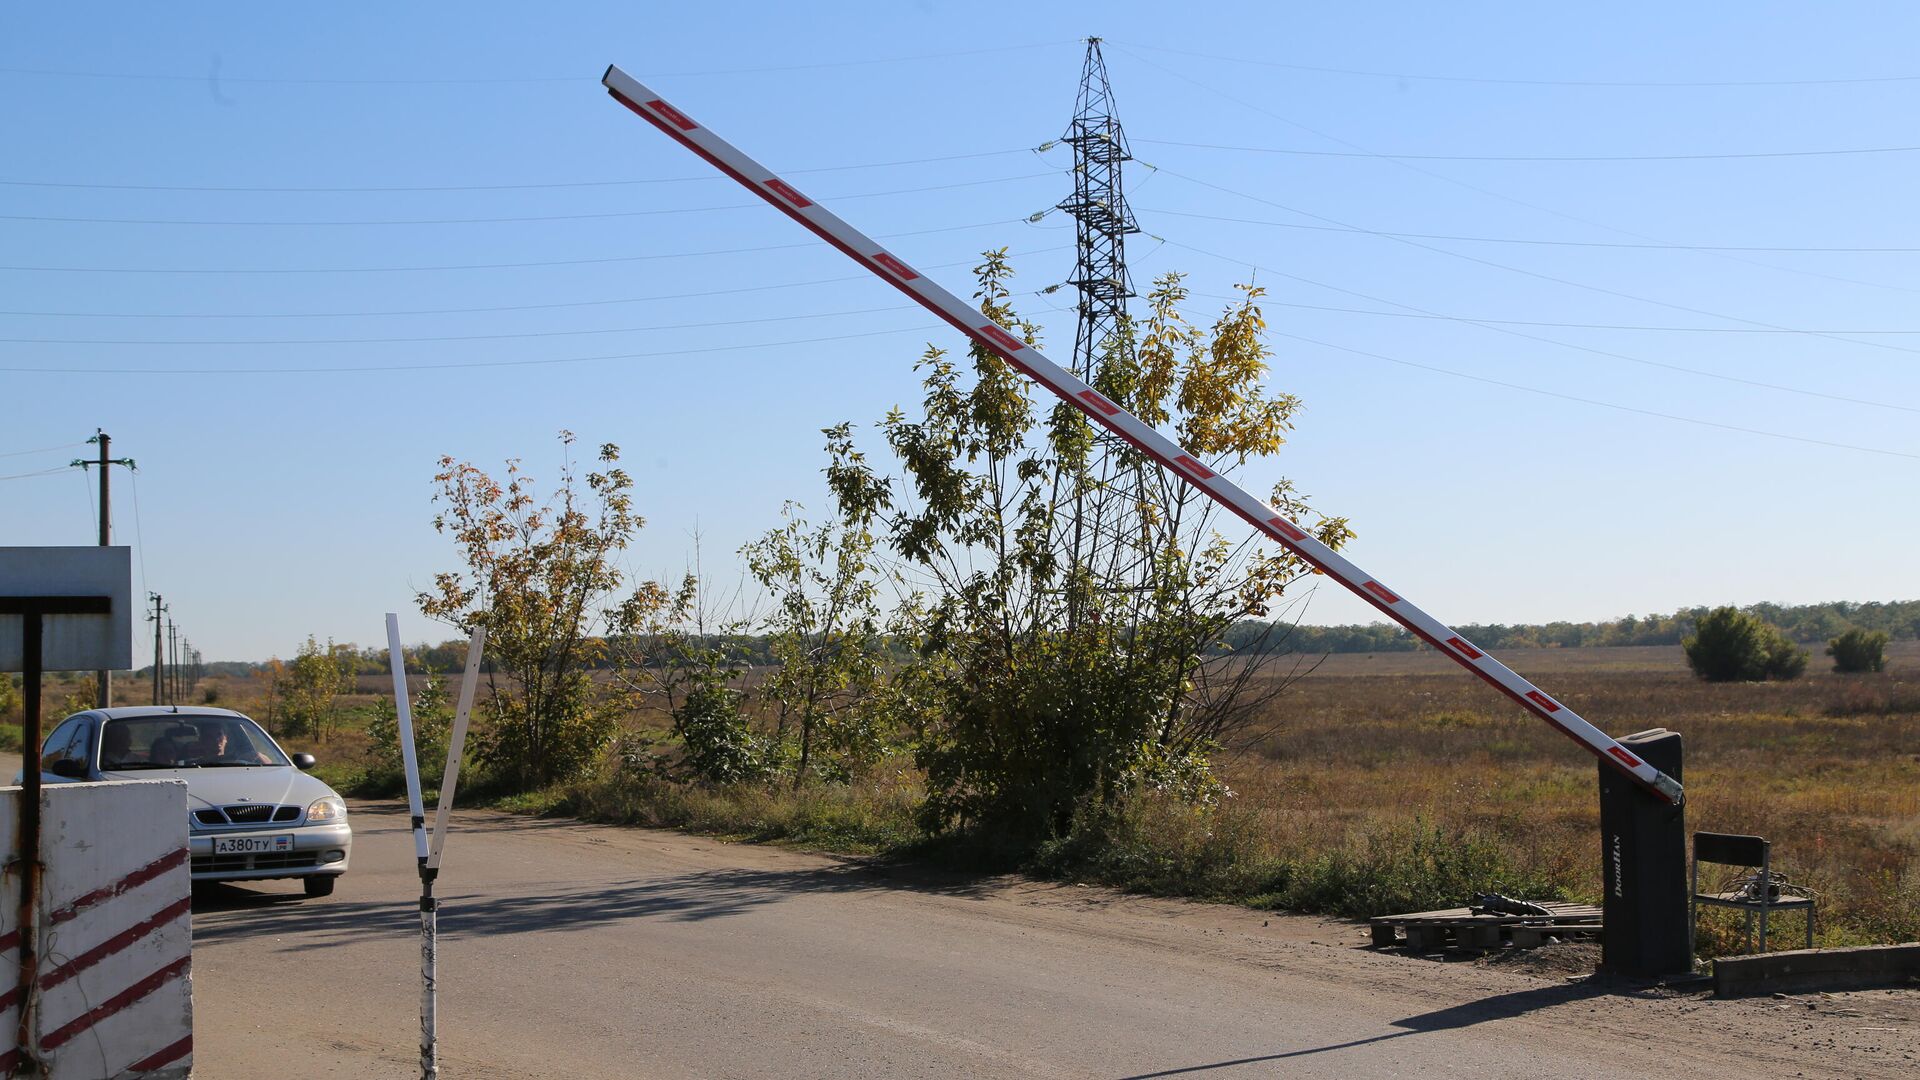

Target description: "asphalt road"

left=180, top=801, right=1920, bottom=1079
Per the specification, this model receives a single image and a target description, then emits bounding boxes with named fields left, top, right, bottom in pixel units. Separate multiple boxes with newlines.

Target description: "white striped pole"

left=599, top=65, right=1682, bottom=806
left=384, top=614, right=438, bottom=1080
left=428, top=626, right=485, bottom=870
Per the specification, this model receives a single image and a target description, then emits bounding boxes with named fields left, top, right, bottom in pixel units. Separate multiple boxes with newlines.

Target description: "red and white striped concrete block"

left=2, top=780, right=193, bottom=1078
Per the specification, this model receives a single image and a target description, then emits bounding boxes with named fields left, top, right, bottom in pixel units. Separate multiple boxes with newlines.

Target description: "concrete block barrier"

left=1714, top=943, right=1920, bottom=997
left=1, top=780, right=193, bottom=1078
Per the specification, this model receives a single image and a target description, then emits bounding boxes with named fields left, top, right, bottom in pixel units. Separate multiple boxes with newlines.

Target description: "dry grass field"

left=1180, top=639, right=1920, bottom=946
left=14, top=640, right=1916, bottom=950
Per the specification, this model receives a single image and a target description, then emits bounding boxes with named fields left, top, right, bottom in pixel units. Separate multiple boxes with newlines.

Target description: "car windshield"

left=102, top=716, right=291, bottom=770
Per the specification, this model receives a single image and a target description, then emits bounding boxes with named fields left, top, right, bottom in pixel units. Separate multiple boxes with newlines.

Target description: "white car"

left=32, top=706, right=351, bottom=897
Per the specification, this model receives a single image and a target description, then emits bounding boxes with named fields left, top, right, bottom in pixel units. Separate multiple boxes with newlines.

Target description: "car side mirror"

left=49, top=759, right=87, bottom=779
left=292, top=753, right=316, bottom=771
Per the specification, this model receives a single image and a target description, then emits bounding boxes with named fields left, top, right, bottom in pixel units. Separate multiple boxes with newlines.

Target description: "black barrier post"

left=1599, top=728, right=1690, bottom=977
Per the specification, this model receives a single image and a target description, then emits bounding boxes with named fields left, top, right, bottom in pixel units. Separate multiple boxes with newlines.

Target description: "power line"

left=1108, top=40, right=1920, bottom=88
left=0, top=223, right=1052, bottom=275
left=1194, top=294, right=1920, bottom=337
left=1272, top=329, right=1920, bottom=461
left=1112, top=44, right=1920, bottom=302
left=0, top=274, right=877, bottom=320
left=0, top=148, right=1035, bottom=192
left=0, top=172, right=1059, bottom=226
left=0, top=440, right=86, bottom=459
left=0, top=247, right=1057, bottom=320
left=0, top=322, right=949, bottom=375
left=1142, top=205, right=1920, bottom=254
left=1137, top=136, right=1920, bottom=163
left=0, top=466, right=70, bottom=482
left=1150, top=163, right=1920, bottom=363
left=128, top=467, right=150, bottom=603
left=0, top=302, right=919, bottom=346
left=0, top=41, right=1076, bottom=86
left=1160, top=236, right=1919, bottom=414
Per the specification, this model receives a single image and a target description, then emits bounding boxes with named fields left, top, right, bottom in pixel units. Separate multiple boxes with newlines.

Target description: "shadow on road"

left=1110, top=981, right=1617, bottom=1078
left=191, top=859, right=983, bottom=952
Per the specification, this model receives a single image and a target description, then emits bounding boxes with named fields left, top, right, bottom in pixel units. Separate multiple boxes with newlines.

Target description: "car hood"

left=100, top=766, right=342, bottom=812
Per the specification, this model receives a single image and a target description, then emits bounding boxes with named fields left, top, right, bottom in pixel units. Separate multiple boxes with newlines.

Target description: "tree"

left=279, top=636, right=352, bottom=741
left=821, top=256, right=1350, bottom=842
left=368, top=671, right=455, bottom=782
left=0, top=675, right=18, bottom=724
left=1684, top=607, right=1806, bottom=682
left=612, top=570, right=775, bottom=785
left=418, top=432, right=668, bottom=791
left=1827, top=627, right=1889, bottom=674
left=743, top=483, right=891, bottom=787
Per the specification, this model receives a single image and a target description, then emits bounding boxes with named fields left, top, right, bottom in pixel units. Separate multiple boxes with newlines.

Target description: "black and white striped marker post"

left=386, top=616, right=487, bottom=1080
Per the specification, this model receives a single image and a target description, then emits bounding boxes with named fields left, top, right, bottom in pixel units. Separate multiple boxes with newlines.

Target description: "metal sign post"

left=386, top=617, right=486, bottom=1080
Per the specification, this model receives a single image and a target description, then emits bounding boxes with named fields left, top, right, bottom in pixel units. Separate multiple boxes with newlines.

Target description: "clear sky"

left=4, top=3, right=1918, bottom=662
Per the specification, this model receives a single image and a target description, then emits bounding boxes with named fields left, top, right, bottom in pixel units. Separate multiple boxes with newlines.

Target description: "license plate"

left=213, top=835, right=294, bottom=855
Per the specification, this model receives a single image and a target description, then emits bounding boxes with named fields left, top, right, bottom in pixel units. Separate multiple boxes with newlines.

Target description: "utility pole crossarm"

left=599, top=65, right=1682, bottom=806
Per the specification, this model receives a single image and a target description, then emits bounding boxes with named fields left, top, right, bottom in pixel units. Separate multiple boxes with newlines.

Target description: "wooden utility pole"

left=167, top=619, right=178, bottom=705
left=72, top=429, right=135, bottom=708
left=148, top=592, right=166, bottom=705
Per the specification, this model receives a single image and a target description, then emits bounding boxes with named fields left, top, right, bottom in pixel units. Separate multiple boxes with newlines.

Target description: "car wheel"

left=303, top=876, right=337, bottom=898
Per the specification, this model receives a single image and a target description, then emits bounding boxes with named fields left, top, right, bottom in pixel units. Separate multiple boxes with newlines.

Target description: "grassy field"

left=1157, top=640, right=1920, bottom=946
left=17, top=640, right=1917, bottom=950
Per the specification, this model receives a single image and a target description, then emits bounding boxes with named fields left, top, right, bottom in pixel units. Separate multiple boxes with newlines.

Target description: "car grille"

left=193, top=805, right=302, bottom=827
left=192, top=853, right=320, bottom=874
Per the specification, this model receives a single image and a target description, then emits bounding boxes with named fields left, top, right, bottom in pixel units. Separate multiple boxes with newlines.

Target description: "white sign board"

left=0, top=547, right=133, bottom=672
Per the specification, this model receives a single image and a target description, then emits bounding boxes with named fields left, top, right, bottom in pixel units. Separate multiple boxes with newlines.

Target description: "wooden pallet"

left=1369, top=902, right=1602, bottom=952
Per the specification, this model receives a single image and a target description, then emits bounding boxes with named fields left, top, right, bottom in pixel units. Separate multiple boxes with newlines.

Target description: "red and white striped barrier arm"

left=600, top=65, right=1684, bottom=806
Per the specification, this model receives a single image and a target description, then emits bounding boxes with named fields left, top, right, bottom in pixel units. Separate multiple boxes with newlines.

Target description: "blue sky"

left=4, top=3, right=1918, bottom=661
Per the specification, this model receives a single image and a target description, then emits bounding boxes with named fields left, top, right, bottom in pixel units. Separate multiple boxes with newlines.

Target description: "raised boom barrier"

left=598, top=64, right=1683, bottom=808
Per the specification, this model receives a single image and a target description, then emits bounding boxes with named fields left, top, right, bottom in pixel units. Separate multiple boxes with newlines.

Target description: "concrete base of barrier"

left=2, top=779, right=193, bottom=1078
left=1713, top=943, right=1920, bottom=997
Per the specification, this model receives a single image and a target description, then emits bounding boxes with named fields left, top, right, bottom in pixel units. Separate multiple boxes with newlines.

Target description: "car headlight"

left=306, top=796, right=347, bottom=824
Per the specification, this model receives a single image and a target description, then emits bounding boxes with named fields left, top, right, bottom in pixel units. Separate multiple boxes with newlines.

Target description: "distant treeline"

left=198, top=600, right=1918, bottom=671
left=1217, top=600, right=1920, bottom=656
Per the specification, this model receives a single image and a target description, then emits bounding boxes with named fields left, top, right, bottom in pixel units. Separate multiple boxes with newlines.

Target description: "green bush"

left=1827, top=627, right=1890, bottom=674
left=1684, top=606, right=1806, bottom=682
left=672, top=684, right=773, bottom=784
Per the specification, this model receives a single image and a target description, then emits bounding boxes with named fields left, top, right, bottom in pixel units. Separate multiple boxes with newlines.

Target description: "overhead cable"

left=0, top=324, right=945, bottom=376
left=0, top=440, right=86, bottom=459
left=1161, top=236, right=1919, bottom=414
left=0, top=148, right=1035, bottom=193
left=1, top=303, right=919, bottom=346
left=1151, top=164, right=1920, bottom=362
left=0, top=41, right=1076, bottom=86
left=0, top=249, right=1046, bottom=319
left=0, top=227, right=1062, bottom=275
left=1113, top=44, right=1920, bottom=301
left=1143, top=205, right=1920, bottom=254
left=0, top=172, right=1059, bottom=227
left=1109, top=40, right=1920, bottom=88
left=1137, top=136, right=1920, bottom=163
left=1272, top=329, right=1920, bottom=462
left=0, top=466, right=71, bottom=482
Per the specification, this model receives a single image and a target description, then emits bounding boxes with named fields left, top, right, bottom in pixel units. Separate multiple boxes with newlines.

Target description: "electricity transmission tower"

left=1058, top=37, right=1139, bottom=380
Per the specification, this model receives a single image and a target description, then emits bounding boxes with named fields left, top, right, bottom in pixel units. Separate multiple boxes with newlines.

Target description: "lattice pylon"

left=1058, top=38, right=1140, bottom=381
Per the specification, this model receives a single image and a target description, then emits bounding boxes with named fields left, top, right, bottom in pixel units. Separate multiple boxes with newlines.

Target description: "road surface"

left=183, top=801, right=1920, bottom=1079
